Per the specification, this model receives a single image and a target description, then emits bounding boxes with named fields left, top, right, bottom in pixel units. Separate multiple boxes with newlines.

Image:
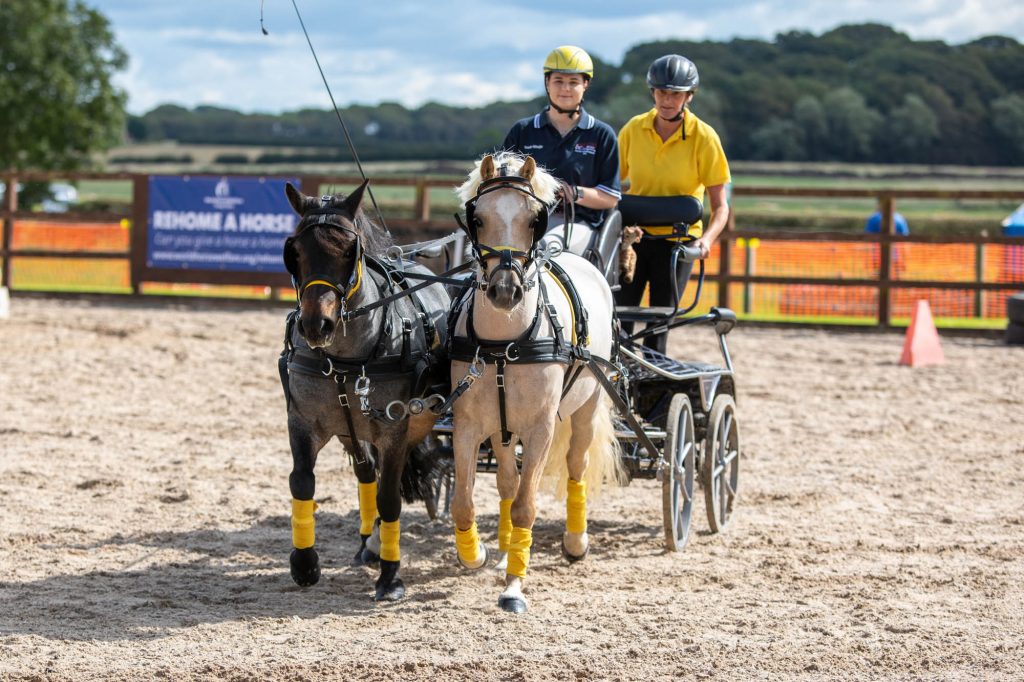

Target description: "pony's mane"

left=455, top=151, right=560, bottom=206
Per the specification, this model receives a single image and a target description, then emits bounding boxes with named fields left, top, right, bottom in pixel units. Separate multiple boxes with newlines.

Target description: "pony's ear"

left=283, top=236, right=299, bottom=276
left=520, top=156, right=536, bottom=181
left=480, top=155, right=496, bottom=181
left=342, top=178, right=370, bottom=216
left=285, top=182, right=308, bottom=217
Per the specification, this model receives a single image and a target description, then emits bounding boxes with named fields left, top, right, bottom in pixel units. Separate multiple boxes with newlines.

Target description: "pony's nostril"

left=320, top=318, right=334, bottom=336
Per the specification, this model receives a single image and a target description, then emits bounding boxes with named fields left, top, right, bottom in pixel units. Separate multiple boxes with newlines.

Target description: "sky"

left=88, top=0, right=1024, bottom=115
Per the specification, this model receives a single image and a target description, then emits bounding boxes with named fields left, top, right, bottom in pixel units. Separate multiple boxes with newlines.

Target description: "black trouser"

left=615, top=237, right=694, bottom=354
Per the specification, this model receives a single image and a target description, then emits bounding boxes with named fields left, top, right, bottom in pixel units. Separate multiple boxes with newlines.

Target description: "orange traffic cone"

left=899, top=300, right=945, bottom=367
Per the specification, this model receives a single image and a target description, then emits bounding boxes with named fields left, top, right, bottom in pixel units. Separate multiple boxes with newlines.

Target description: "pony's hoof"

left=562, top=533, right=589, bottom=563
left=290, top=547, right=321, bottom=587
left=457, top=542, right=489, bottom=571
left=374, top=578, right=406, bottom=602
left=360, top=548, right=381, bottom=567
left=374, top=559, right=405, bottom=602
left=498, top=595, right=528, bottom=614
left=353, top=535, right=379, bottom=567
left=493, top=552, right=508, bottom=572
left=362, top=529, right=382, bottom=566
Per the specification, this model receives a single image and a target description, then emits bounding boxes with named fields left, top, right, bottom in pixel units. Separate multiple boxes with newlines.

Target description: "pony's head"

left=455, top=152, right=560, bottom=310
left=283, top=180, right=392, bottom=348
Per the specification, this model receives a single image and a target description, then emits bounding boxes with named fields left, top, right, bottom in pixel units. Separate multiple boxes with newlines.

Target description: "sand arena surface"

left=1, top=297, right=1022, bottom=681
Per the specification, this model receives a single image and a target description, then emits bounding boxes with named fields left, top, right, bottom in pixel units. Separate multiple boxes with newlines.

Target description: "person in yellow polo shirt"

left=616, top=54, right=731, bottom=352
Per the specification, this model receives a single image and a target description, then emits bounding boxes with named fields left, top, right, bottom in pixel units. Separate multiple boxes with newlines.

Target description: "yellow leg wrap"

left=291, top=498, right=318, bottom=549
left=506, top=527, right=533, bottom=579
left=566, top=478, right=588, bottom=535
left=455, top=522, right=482, bottom=565
left=357, top=481, right=378, bottom=536
left=498, top=499, right=513, bottom=552
left=378, top=519, right=400, bottom=562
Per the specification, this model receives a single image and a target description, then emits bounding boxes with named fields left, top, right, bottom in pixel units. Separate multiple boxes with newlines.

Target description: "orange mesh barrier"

left=5, top=225, right=1023, bottom=324
left=11, top=221, right=129, bottom=252
left=11, top=257, right=131, bottom=293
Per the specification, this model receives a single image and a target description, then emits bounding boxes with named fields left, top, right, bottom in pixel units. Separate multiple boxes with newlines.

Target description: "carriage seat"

left=582, top=209, right=623, bottom=290
left=617, top=194, right=704, bottom=234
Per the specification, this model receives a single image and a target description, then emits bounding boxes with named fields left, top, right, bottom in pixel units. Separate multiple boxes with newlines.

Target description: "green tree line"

left=126, top=24, right=1024, bottom=166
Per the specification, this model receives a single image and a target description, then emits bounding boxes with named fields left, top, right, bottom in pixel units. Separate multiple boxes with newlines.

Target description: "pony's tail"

left=541, top=391, right=624, bottom=500
left=400, top=436, right=444, bottom=504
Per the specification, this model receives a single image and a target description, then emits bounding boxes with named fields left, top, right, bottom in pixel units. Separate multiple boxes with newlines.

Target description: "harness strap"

left=586, top=355, right=660, bottom=459
left=335, top=377, right=366, bottom=464
left=344, top=259, right=474, bottom=321
left=279, top=309, right=298, bottom=410
left=559, top=362, right=587, bottom=402
left=496, top=358, right=513, bottom=447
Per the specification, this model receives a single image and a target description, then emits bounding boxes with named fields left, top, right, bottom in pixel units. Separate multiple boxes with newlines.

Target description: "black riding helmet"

left=646, top=54, right=699, bottom=92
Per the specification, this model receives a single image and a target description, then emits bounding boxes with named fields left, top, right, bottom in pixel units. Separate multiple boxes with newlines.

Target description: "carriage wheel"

left=661, top=393, right=696, bottom=551
left=701, top=395, right=740, bottom=532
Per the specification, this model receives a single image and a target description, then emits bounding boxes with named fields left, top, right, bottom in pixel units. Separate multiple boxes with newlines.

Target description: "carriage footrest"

left=621, top=344, right=726, bottom=382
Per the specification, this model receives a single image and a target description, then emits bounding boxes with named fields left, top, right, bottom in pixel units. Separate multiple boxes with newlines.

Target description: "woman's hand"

left=696, top=237, right=711, bottom=259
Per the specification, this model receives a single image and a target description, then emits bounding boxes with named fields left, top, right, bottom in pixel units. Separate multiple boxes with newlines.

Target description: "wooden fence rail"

left=2, top=171, right=1023, bottom=327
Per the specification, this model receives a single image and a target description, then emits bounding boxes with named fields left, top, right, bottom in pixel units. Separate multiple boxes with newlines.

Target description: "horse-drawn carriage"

left=278, top=152, right=741, bottom=610
left=427, top=158, right=741, bottom=554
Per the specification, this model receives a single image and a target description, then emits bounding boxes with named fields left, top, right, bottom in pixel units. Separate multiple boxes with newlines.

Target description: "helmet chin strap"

left=660, top=109, right=684, bottom=123
left=548, top=98, right=581, bottom=118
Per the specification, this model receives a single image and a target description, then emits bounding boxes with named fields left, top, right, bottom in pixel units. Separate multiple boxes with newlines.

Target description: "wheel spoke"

left=719, top=475, right=728, bottom=521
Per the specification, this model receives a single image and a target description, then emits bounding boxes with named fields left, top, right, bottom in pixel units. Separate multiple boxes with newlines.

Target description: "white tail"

left=540, top=390, right=623, bottom=500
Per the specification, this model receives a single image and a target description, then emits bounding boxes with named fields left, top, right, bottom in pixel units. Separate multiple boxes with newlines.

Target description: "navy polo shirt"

left=503, top=106, right=621, bottom=227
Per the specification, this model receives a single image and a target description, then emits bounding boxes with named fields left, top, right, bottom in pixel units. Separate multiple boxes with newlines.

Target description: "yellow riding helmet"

left=543, top=46, right=594, bottom=79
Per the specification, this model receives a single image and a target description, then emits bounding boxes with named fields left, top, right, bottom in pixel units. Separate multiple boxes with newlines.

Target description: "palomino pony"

left=448, top=153, right=621, bottom=613
left=280, top=181, right=450, bottom=601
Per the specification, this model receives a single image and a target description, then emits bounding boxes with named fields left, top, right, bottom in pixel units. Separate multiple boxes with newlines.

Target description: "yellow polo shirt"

left=618, top=108, right=731, bottom=236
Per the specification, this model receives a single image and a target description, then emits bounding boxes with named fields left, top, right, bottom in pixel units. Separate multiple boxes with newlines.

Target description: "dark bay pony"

left=280, top=181, right=450, bottom=601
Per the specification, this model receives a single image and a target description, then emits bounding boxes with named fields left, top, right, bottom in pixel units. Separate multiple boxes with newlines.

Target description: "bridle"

left=456, top=172, right=555, bottom=292
left=285, top=196, right=365, bottom=309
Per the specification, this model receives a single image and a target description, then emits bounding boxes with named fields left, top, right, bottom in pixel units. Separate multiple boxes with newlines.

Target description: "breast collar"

left=447, top=259, right=588, bottom=367
left=288, top=257, right=439, bottom=382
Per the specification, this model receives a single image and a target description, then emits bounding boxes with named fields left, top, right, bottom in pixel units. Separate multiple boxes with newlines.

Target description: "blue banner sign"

left=147, top=175, right=299, bottom=272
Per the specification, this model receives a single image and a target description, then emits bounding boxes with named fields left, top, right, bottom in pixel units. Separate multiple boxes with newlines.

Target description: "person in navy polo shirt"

left=503, top=46, right=621, bottom=257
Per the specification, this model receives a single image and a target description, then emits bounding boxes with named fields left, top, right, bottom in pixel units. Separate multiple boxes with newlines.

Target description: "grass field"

left=75, top=147, right=1024, bottom=232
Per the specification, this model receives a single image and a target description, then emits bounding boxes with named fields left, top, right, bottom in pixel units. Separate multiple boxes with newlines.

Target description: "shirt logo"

left=573, top=142, right=597, bottom=156
left=523, top=144, right=544, bottom=150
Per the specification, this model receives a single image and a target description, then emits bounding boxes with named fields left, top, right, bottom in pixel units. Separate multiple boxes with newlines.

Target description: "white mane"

left=455, top=151, right=560, bottom=206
